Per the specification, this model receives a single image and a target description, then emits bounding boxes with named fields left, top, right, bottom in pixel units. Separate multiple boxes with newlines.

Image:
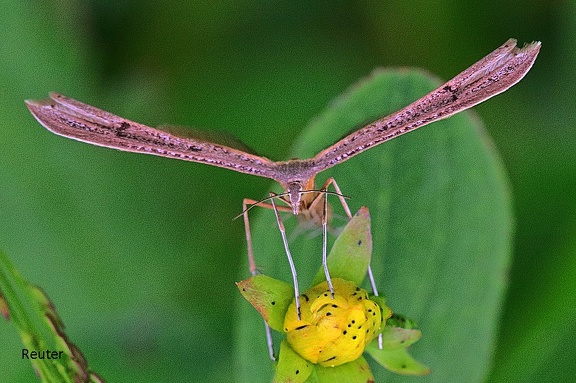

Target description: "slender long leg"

left=242, top=199, right=258, bottom=276
left=317, top=177, right=352, bottom=219
left=242, top=197, right=292, bottom=275
left=308, top=178, right=348, bottom=299
left=243, top=194, right=302, bottom=319
left=367, top=266, right=383, bottom=349
left=313, top=177, right=384, bottom=349
left=270, top=195, right=302, bottom=321
left=263, top=323, right=276, bottom=361
left=242, top=197, right=292, bottom=361
left=321, top=187, right=334, bottom=298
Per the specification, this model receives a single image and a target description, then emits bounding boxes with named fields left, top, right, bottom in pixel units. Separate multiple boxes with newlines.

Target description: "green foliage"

left=0, top=250, right=103, bottom=382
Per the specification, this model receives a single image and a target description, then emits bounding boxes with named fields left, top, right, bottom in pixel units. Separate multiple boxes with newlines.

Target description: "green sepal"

left=365, top=326, right=430, bottom=375
left=237, top=274, right=294, bottom=332
left=386, top=313, right=418, bottom=330
left=311, top=207, right=372, bottom=286
left=273, top=340, right=314, bottom=383
left=369, top=295, right=392, bottom=333
left=309, top=356, right=374, bottom=383
left=381, top=325, right=422, bottom=350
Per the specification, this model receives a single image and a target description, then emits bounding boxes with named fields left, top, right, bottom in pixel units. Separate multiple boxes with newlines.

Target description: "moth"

left=27, top=38, right=540, bottom=358
left=26, top=39, right=540, bottom=217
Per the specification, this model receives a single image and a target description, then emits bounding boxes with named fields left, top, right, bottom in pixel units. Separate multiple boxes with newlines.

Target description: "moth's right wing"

left=311, top=39, right=541, bottom=173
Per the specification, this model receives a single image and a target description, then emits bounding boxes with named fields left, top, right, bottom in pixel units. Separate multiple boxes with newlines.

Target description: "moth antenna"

left=233, top=191, right=291, bottom=220
left=233, top=189, right=350, bottom=220
left=302, top=189, right=350, bottom=200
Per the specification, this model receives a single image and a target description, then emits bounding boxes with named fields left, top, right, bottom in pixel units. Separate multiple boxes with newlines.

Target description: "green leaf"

left=0, top=290, right=9, bottom=320
left=311, top=206, right=372, bottom=286
left=0, top=250, right=103, bottom=382
left=237, top=274, right=294, bottom=332
left=236, top=68, right=512, bottom=382
left=274, top=340, right=314, bottom=383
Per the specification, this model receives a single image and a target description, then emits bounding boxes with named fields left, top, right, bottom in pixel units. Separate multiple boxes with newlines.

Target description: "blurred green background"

left=0, top=1, right=574, bottom=382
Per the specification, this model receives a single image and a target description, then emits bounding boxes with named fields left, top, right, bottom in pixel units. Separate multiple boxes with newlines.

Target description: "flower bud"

left=283, top=278, right=387, bottom=367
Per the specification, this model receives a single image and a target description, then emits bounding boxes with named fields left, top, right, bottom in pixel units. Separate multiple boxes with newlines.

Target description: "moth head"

left=286, top=181, right=304, bottom=215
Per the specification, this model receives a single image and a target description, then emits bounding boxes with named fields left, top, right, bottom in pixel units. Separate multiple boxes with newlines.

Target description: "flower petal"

left=285, top=279, right=384, bottom=367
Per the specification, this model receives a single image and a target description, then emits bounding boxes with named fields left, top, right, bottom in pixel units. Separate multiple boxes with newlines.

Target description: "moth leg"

left=269, top=195, right=302, bottom=322
left=242, top=197, right=291, bottom=275
left=322, top=183, right=335, bottom=298
left=316, top=177, right=384, bottom=349
left=241, top=196, right=298, bottom=361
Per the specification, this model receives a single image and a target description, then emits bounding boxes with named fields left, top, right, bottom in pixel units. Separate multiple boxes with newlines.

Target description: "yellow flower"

left=238, top=208, right=430, bottom=381
left=283, top=278, right=390, bottom=367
